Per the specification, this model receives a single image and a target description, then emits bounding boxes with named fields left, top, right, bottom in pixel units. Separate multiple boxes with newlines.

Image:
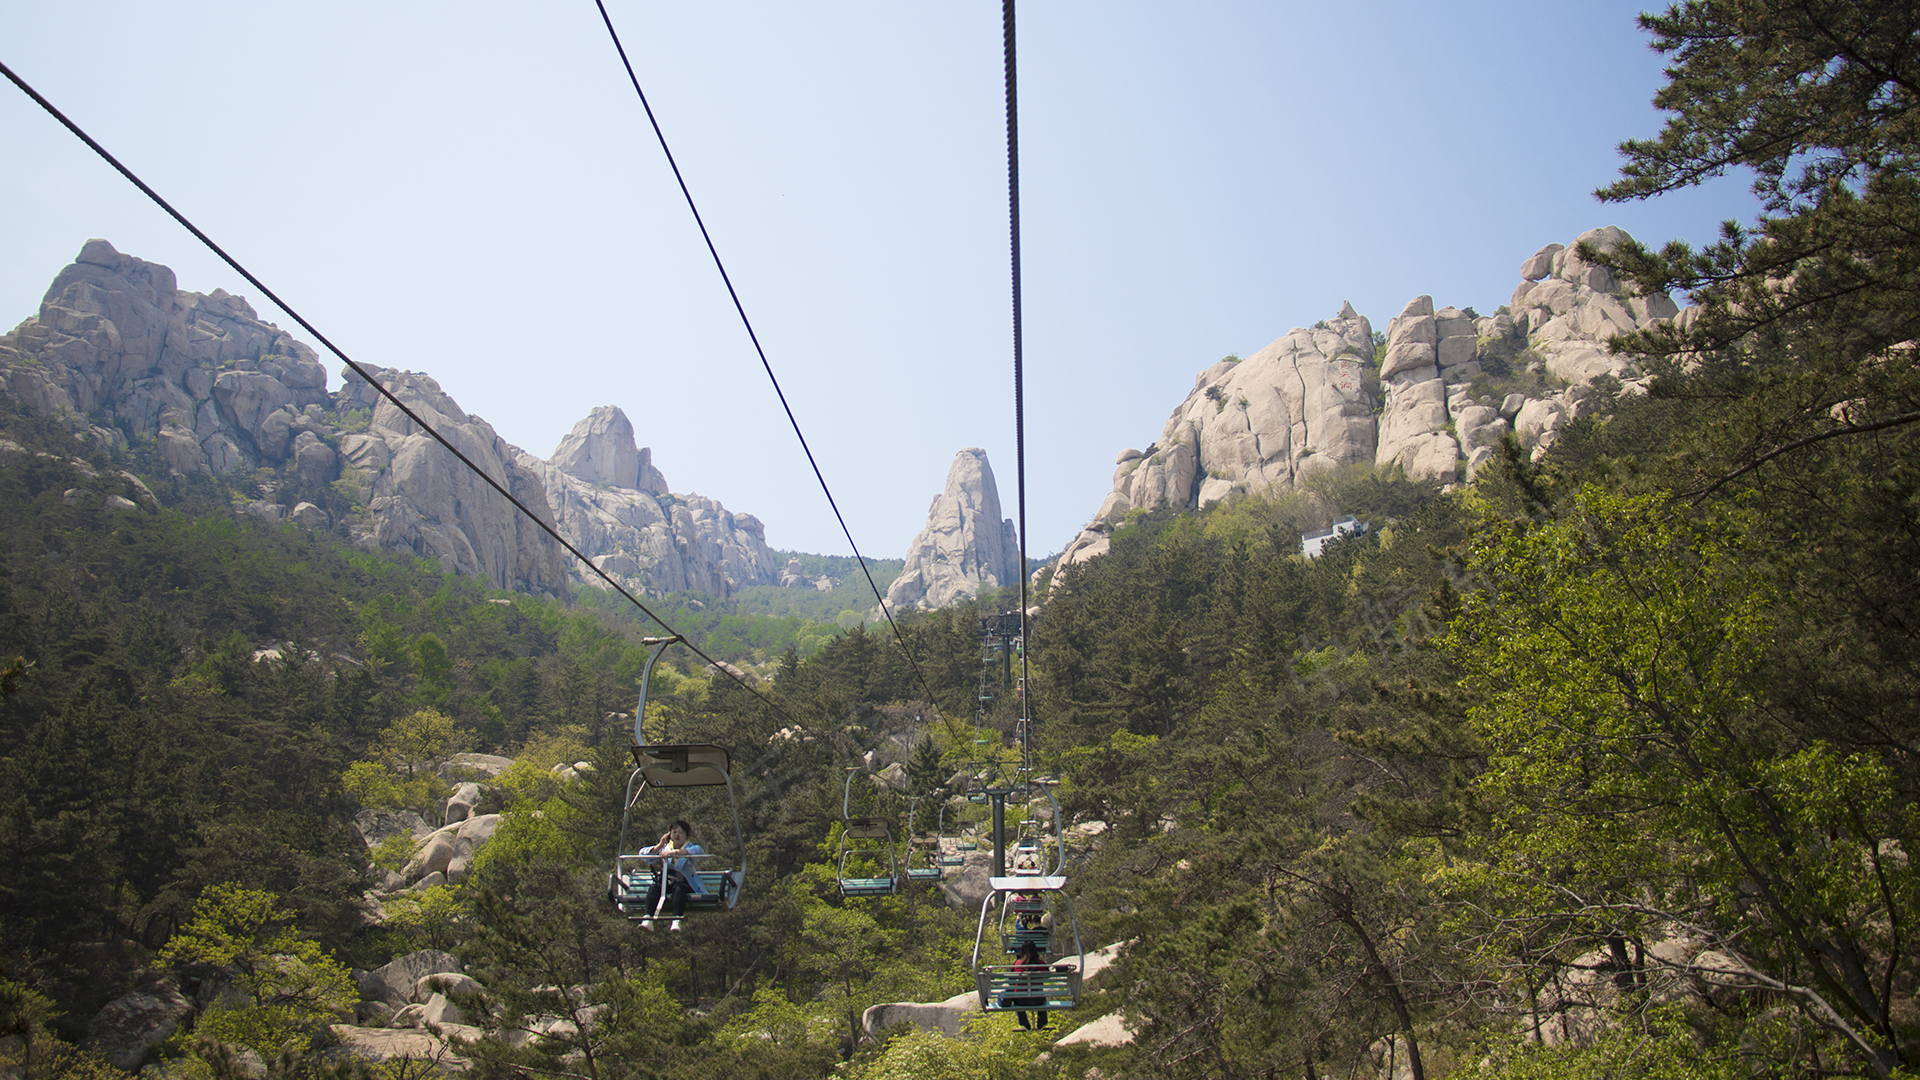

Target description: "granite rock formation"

left=0, top=239, right=331, bottom=469
left=884, top=448, right=1022, bottom=611
left=1055, top=227, right=1682, bottom=580
left=0, top=242, right=775, bottom=600
left=517, top=407, right=779, bottom=597
left=332, top=367, right=569, bottom=594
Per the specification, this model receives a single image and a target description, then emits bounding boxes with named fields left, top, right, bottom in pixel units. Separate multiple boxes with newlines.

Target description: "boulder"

left=413, top=973, right=482, bottom=1004
left=83, top=979, right=194, bottom=1069
left=1053, top=1013, right=1135, bottom=1047
left=444, top=753, right=514, bottom=778
left=444, top=782, right=483, bottom=825
left=861, top=990, right=981, bottom=1039
left=358, top=950, right=463, bottom=1008
left=353, top=808, right=431, bottom=848
left=1514, top=400, right=1567, bottom=443
left=884, top=448, right=1022, bottom=611
left=327, top=1024, right=477, bottom=1067
left=289, top=502, right=329, bottom=529
left=1520, top=243, right=1564, bottom=281
left=391, top=994, right=464, bottom=1028
left=939, top=862, right=995, bottom=911
left=293, top=432, right=337, bottom=485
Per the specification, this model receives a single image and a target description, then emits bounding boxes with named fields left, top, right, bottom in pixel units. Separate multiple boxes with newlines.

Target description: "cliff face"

left=885, top=448, right=1021, bottom=611
left=332, top=368, right=569, bottom=594
left=0, top=242, right=778, bottom=599
left=1053, top=227, right=1681, bottom=578
left=516, top=407, right=779, bottom=598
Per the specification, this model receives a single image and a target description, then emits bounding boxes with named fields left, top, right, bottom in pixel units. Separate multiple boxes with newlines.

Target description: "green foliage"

left=1442, top=484, right=1920, bottom=1074
left=377, top=885, right=468, bottom=953
left=1465, top=1006, right=1753, bottom=1080
left=370, top=708, right=460, bottom=780
left=845, top=1014, right=1040, bottom=1080
left=159, top=884, right=354, bottom=1054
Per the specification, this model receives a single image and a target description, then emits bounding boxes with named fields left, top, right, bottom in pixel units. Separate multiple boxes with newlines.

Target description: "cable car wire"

left=589, top=1, right=964, bottom=744
left=0, top=57, right=800, bottom=728
left=1004, top=0, right=1034, bottom=769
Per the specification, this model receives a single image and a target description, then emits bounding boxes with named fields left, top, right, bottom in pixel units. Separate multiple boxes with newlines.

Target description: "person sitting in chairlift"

left=639, top=818, right=706, bottom=932
left=1007, top=939, right=1050, bottom=1030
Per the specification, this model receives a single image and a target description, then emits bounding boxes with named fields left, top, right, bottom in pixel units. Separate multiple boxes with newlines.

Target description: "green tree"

left=159, top=884, right=354, bottom=1055
left=1593, top=0, right=1920, bottom=495
left=1441, top=485, right=1919, bottom=1077
left=370, top=708, right=459, bottom=780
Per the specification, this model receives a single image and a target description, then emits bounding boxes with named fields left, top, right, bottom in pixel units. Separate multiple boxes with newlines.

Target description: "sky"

left=0, top=2, right=1763, bottom=561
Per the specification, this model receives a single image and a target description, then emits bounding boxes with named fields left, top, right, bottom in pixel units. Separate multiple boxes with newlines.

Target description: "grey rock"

left=83, top=979, right=193, bottom=1070
left=444, top=753, right=514, bottom=778
left=862, top=992, right=981, bottom=1039
left=357, top=950, right=463, bottom=1008
left=290, top=502, right=329, bottom=529
left=353, top=808, right=431, bottom=848
left=412, top=973, right=482, bottom=1004
left=1514, top=399, right=1567, bottom=442
left=328, top=1023, right=477, bottom=1066
left=1520, top=243, right=1564, bottom=281
left=444, top=782, right=483, bottom=825
left=343, top=367, right=571, bottom=595
left=549, top=406, right=668, bottom=494
left=518, top=413, right=777, bottom=599
left=293, top=432, right=336, bottom=485
left=1056, top=303, right=1377, bottom=582
left=885, top=448, right=1022, bottom=611
left=1435, top=335, right=1478, bottom=368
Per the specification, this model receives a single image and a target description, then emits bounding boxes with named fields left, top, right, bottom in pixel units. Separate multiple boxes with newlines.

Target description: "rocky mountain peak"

left=884, top=448, right=1021, bottom=611
left=1052, top=226, right=1684, bottom=583
left=549, top=406, right=667, bottom=495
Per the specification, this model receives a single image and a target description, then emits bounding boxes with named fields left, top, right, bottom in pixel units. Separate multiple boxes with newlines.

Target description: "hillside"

left=5, top=6, right=1920, bottom=1077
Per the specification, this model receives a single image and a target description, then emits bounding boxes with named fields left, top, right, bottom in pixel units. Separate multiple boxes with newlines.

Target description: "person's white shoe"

left=639, top=920, right=655, bottom=931
left=669, top=919, right=683, bottom=932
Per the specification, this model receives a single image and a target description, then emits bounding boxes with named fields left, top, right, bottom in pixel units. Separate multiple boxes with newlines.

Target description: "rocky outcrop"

left=0, top=242, right=567, bottom=595
left=885, top=448, right=1022, bottom=611
left=1055, top=228, right=1682, bottom=580
left=517, top=406, right=779, bottom=598
left=82, top=978, right=195, bottom=1069
left=0, top=245, right=786, bottom=603
left=334, top=367, right=569, bottom=595
left=0, top=239, right=331, bottom=468
left=548, top=406, right=667, bottom=494
left=357, top=950, right=464, bottom=1009
left=779, top=557, right=840, bottom=591
left=1057, top=304, right=1377, bottom=571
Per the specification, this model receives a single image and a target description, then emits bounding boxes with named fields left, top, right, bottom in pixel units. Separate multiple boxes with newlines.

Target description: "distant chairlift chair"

left=837, top=820, right=901, bottom=899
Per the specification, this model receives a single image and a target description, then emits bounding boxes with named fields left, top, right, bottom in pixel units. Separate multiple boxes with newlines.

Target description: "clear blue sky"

left=0, top=2, right=1760, bottom=561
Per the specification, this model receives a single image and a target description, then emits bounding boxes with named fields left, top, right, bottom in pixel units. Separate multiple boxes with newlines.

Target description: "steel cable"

left=0, top=57, right=800, bottom=728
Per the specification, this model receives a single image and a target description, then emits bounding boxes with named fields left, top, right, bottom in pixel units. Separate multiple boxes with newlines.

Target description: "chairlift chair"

left=837, top=766, right=902, bottom=898
left=971, top=876, right=1084, bottom=1014
left=837, top=819, right=901, bottom=898
left=609, top=744, right=747, bottom=919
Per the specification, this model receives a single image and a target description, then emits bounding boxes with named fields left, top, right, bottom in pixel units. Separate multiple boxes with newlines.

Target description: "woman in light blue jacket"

left=640, top=818, right=706, bottom=931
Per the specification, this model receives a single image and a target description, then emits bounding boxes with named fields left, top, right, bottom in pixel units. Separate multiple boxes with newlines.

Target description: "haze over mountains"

left=0, top=232, right=1675, bottom=608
